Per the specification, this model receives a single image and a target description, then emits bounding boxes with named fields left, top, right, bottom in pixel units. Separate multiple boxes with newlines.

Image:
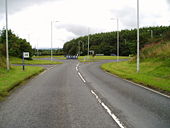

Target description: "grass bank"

left=11, top=57, right=63, bottom=65
left=78, top=56, right=129, bottom=62
left=101, top=42, right=170, bottom=94
left=0, top=66, right=44, bottom=100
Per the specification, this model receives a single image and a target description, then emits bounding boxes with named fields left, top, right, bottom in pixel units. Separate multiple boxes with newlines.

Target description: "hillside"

left=63, top=26, right=170, bottom=56
left=101, top=41, right=170, bottom=94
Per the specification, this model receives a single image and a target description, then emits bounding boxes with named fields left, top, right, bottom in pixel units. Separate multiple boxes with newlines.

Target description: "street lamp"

left=147, top=30, right=153, bottom=38
left=5, top=0, right=9, bottom=70
left=51, top=21, right=59, bottom=61
left=111, top=18, right=119, bottom=62
left=78, top=41, right=84, bottom=56
left=124, top=39, right=127, bottom=45
left=137, top=0, right=140, bottom=72
left=88, top=27, right=90, bottom=59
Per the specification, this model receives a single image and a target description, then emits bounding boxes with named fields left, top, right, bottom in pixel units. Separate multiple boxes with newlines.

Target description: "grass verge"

left=101, top=59, right=170, bottom=95
left=78, top=56, right=129, bottom=62
left=33, top=56, right=66, bottom=60
left=10, top=57, right=63, bottom=65
left=0, top=66, right=44, bottom=100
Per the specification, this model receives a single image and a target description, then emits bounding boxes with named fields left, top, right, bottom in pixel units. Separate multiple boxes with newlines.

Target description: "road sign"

left=23, top=52, right=29, bottom=58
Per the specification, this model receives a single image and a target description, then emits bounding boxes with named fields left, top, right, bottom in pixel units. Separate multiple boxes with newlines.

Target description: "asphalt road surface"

left=0, top=59, right=170, bottom=128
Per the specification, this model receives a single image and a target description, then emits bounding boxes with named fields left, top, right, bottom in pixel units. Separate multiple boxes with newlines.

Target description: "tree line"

left=63, top=26, right=170, bottom=56
left=0, top=29, right=33, bottom=58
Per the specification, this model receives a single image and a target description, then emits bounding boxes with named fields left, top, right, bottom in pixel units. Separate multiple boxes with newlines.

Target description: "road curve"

left=0, top=60, right=118, bottom=128
left=0, top=59, right=170, bottom=128
left=79, top=60, right=170, bottom=128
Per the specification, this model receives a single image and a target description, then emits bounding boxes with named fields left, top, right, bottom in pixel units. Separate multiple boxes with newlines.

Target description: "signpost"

left=22, top=52, right=29, bottom=70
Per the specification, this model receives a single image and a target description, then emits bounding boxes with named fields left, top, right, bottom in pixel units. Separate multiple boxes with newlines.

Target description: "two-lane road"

left=0, top=59, right=170, bottom=128
left=0, top=60, right=118, bottom=128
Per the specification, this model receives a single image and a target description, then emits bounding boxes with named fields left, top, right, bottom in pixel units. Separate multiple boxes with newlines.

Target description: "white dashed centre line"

left=91, top=90, right=125, bottom=128
left=76, top=63, right=126, bottom=128
left=78, top=72, right=86, bottom=83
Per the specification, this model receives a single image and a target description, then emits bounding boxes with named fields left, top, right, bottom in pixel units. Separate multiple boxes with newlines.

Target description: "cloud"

left=0, top=0, right=58, bottom=18
left=110, top=7, right=137, bottom=29
left=167, top=0, right=170, bottom=4
left=56, top=23, right=104, bottom=37
left=167, top=0, right=170, bottom=9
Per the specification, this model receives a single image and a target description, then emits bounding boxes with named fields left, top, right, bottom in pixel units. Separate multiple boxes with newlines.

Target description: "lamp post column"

left=5, top=0, right=9, bottom=70
left=137, top=0, right=140, bottom=72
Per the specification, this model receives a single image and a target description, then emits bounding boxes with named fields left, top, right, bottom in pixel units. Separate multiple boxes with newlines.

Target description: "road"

left=0, top=59, right=170, bottom=128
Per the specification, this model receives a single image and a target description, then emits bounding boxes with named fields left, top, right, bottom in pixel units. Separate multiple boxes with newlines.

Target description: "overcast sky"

left=0, top=0, right=170, bottom=48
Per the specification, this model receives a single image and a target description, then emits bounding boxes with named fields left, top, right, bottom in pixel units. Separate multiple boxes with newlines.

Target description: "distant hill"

left=63, top=26, right=170, bottom=56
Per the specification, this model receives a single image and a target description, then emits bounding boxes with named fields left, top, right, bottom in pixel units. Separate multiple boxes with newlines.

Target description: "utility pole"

left=137, top=0, right=140, bottom=72
left=5, top=0, right=9, bottom=70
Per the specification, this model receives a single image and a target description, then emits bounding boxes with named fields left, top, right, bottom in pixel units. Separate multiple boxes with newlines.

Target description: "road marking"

left=78, top=72, right=86, bottom=83
left=76, top=66, right=78, bottom=71
left=91, top=90, right=125, bottom=128
left=125, top=79, right=170, bottom=98
left=77, top=63, right=125, bottom=128
left=76, top=63, right=79, bottom=67
left=47, top=65, right=57, bottom=70
left=104, top=71, right=170, bottom=99
left=39, top=70, right=46, bottom=76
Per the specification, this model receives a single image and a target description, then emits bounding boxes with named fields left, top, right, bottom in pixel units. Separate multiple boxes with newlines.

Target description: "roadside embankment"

left=101, top=42, right=170, bottom=95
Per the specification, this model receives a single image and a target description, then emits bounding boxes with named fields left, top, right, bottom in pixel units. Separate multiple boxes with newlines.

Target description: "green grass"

left=101, top=41, right=170, bottom=94
left=78, top=56, right=129, bottom=62
left=0, top=66, right=44, bottom=100
left=101, top=59, right=170, bottom=93
left=10, top=57, right=63, bottom=65
left=33, top=56, right=66, bottom=60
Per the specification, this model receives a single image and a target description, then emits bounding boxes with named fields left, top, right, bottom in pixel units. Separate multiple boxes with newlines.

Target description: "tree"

left=0, top=29, right=33, bottom=59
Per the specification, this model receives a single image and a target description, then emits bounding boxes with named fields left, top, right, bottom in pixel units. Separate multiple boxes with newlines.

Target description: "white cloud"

left=0, top=0, right=169, bottom=48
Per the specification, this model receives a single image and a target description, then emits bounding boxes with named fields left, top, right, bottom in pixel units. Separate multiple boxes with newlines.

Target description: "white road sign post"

left=22, top=52, right=29, bottom=70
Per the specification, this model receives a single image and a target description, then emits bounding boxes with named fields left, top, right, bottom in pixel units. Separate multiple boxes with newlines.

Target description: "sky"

left=0, top=0, right=170, bottom=49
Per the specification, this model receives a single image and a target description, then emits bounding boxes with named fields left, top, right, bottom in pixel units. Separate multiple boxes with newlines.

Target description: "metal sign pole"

left=22, top=55, right=25, bottom=71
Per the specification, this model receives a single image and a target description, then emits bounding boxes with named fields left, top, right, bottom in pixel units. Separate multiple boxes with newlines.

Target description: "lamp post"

left=150, top=30, right=153, bottom=38
left=116, top=18, right=119, bottom=62
left=147, top=30, right=153, bottom=38
left=51, top=21, right=59, bottom=61
left=124, top=39, right=127, bottom=45
left=5, top=0, right=9, bottom=70
left=78, top=41, right=80, bottom=56
left=78, top=41, right=84, bottom=56
left=111, top=18, right=119, bottom=62
left=137, top=0, right=140, bottom=72
left=88, top=28, right=90, bottom=59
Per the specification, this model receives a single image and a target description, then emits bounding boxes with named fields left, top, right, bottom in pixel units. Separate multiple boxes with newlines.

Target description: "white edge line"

left=78, top=72, right=86, bottom=83
left=39, top=70, right=46, bottom=76
left=104, top=71, right=170, bottom=99
left=47, top=65, right=57, bottom=70
left=90, top=90, right=125, bottom=128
